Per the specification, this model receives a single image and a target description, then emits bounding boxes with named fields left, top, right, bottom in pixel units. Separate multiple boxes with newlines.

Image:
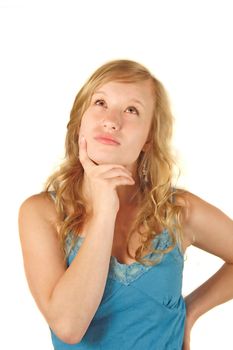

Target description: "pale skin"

left=18, top=80, right=233, bottom=347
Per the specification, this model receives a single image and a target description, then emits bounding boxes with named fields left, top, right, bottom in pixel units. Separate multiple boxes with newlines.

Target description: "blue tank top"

left=49, top=191, right=186, bottom=349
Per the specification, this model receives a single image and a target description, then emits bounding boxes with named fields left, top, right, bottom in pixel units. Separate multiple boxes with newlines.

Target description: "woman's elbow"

left=50, top=320, right=84, bottom=345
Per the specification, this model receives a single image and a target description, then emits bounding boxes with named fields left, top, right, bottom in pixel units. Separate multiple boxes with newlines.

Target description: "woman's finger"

left=78, top=135, right=96, bottom=173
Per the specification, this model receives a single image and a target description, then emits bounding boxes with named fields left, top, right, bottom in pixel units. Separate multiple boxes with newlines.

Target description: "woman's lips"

left=94, top=137, right=120, bottom=146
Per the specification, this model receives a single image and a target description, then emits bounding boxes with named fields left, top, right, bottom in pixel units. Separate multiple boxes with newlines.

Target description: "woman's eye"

left=126, top=106, right=139, bottom=115
left=93, top=99, right=139, bottom=115
left=94, top=99, right=106, bottom=107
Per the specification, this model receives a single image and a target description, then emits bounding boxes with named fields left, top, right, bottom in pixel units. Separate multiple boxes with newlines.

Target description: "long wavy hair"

left=43, top=59, right=186, bottom=266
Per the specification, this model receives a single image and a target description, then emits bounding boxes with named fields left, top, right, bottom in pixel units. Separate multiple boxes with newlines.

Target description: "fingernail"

left=80, top=135, right=85, bottom=142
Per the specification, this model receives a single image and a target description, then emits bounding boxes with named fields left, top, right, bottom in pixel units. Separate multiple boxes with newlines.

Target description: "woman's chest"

left=112, top=205, right=179, bottom=265
left=110, top=210, right=156, bottom=265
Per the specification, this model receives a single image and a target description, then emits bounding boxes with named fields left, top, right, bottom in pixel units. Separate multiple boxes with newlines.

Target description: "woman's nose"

left=102, top=119, right=119, bottom=130
left=101, top=111, right=121, bottom=130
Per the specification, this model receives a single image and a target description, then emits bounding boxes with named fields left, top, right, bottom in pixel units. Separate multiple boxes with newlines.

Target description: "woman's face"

left=79, top=79, right=155, bottom=173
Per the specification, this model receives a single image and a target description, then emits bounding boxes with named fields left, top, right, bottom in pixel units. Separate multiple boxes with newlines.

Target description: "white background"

left=0, top=0, right=232, bottom=349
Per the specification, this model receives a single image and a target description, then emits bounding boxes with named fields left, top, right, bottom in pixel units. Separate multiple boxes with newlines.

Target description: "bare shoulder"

left=19, top=191, right=58, bottom=227
left=18, top=190, right=62, bottom=261
left=174, top=189, right=230, bottom=224
left=173, top=189, right=214, bottom=249
left=174, top=189, right=233, bottom=262
left=172, top=189, right=194, bottom=250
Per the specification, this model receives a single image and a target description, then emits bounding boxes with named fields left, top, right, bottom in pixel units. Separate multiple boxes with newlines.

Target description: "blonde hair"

left=43, top=59, right=186, bottom=266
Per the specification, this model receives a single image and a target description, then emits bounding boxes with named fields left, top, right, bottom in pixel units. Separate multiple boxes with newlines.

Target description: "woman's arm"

left=180, top=191, right=233, bottom=322
left=19, top=192, right=117, bottom=344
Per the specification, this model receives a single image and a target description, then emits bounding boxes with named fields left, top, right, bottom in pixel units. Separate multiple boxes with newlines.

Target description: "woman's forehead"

left=93, top=80, right=155, bottom=103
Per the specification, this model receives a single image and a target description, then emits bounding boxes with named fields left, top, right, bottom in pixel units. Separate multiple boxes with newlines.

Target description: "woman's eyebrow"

left=94, top=91, right=106, bottom=95
left=93, top=91, right=145, bottom=109
left=129, top=98, right=145, bottom=109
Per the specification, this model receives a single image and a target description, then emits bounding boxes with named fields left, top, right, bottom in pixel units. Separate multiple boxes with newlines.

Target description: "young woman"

left=18, top=59, right=233, bottom=349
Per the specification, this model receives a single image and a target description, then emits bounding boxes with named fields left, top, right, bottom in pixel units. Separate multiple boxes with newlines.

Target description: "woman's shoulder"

left=173, top=188, right=209, bottom=217
left=172, top=187, right=194, bottom=211
left=19, top=191, right=55, bottom=208
left=172, top=188, right=223, bottom=248
left=172, top=188, right=198, bottom=249
left=19, top=191, right=58, bottom=225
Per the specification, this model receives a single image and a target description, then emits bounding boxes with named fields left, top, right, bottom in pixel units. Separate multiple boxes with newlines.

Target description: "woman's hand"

left=78, top=135, right=135, bottom=214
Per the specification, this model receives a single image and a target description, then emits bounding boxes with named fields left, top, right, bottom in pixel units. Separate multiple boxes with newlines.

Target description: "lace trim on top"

left=66, top=230, right=182, bottom=286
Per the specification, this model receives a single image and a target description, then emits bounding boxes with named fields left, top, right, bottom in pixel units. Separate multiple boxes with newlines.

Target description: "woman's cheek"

left=79, top=119, right=88, bottom=137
